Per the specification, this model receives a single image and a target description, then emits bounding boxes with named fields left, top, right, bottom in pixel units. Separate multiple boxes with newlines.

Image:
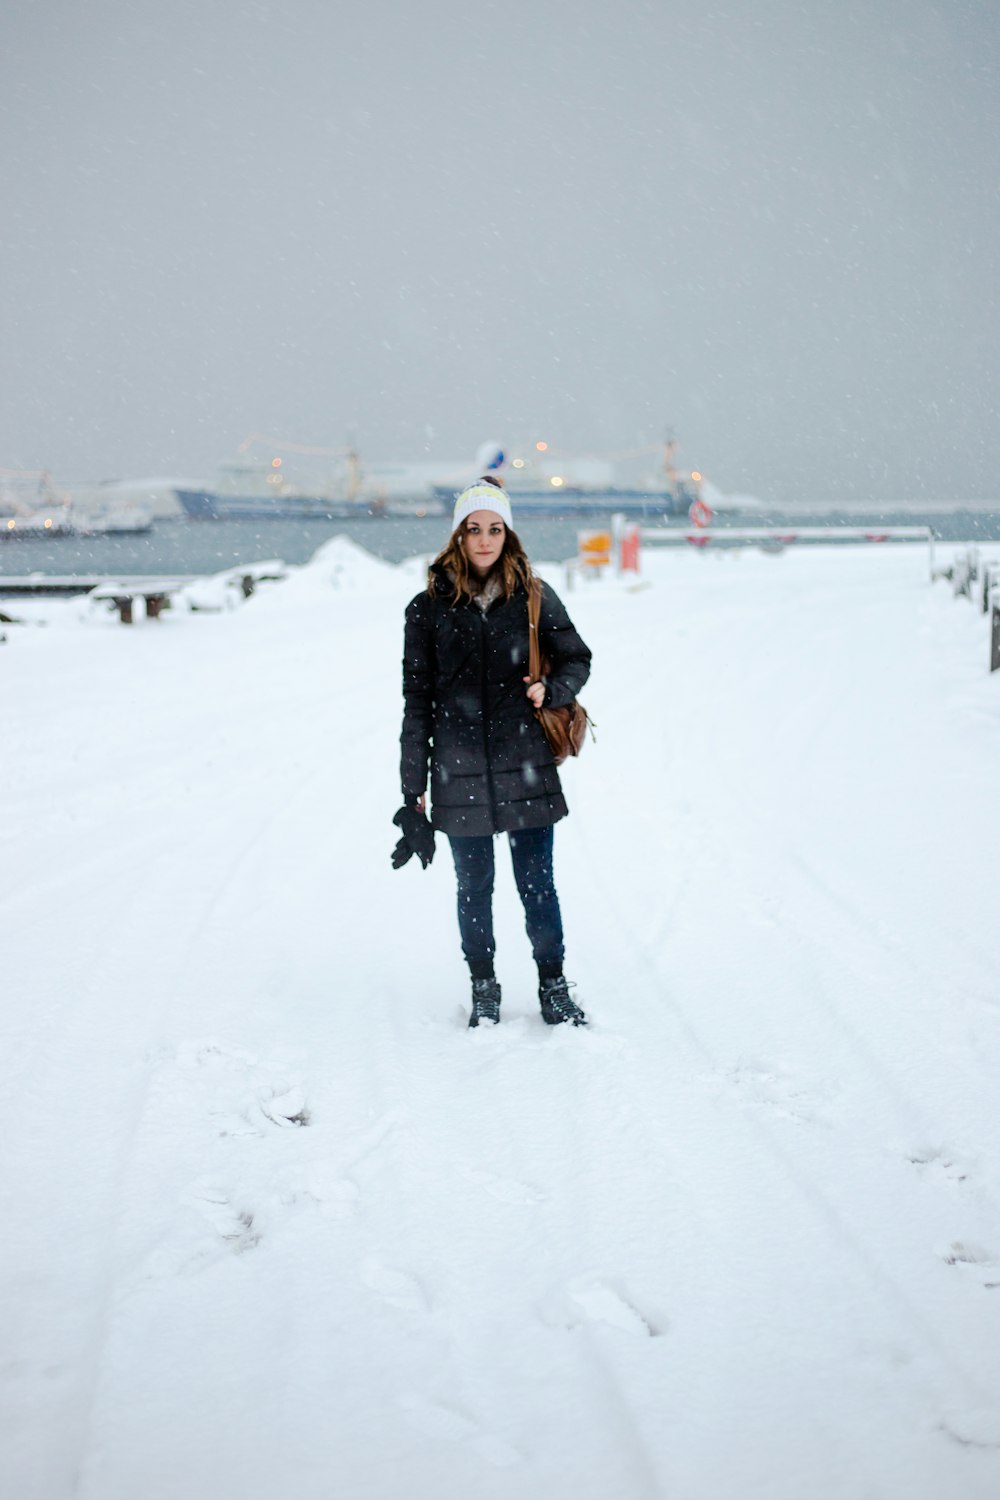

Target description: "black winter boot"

left=539, top=976, right=587, bottom=1026
left=468, top=977, right=502, bottom=1027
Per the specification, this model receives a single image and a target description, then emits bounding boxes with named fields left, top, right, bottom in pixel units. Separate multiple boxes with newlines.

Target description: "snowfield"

left=2, top=537, right=999, bottom=1500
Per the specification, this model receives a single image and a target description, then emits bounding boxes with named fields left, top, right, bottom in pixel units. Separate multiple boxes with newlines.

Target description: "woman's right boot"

left=468, top=977, right=502, bottom=1027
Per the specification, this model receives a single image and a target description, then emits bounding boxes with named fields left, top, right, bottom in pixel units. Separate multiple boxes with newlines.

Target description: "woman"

left=392, top=476, right=592, bottom=1028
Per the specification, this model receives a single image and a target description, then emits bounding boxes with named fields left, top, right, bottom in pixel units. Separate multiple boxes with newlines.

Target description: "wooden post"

left=953, top=549, right=971, bottom=598
left=992, top=601, right=1000, bottom=673
left=115, top=595, right=134, bottom=624
left=984, top=565, right=1000, bottom=615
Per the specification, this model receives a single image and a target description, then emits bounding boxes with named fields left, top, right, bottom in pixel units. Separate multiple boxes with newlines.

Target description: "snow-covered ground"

left=2, top=537, right=999, bottom=1500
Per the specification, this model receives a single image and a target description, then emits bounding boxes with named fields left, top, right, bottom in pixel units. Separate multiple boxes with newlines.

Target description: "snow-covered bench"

left=88, top=578, right=189, bottom=624
left=88, top=561, right=288, bottom=623
left=178, top=561, right=288, bottom=614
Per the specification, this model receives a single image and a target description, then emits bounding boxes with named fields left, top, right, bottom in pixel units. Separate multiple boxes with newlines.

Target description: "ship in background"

left=171, top=433, right=478, bottom=520
left=170, top=434, right=710, bottom=521
left=173, top=435, right=374, bottom=520
left=0, top=468, right=153, bottom=538
left=430, top=439, right=703, bottom=518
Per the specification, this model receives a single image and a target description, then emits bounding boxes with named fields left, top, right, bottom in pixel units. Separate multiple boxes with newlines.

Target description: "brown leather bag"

left=527, top=578, right=593, bottom=766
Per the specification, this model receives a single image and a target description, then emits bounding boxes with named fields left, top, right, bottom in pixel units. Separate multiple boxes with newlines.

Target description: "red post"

left=619, top=525, right=641, bottom=573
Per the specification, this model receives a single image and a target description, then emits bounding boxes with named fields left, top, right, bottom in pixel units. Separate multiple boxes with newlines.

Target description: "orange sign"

left=578, top=530, right=612, bottom=567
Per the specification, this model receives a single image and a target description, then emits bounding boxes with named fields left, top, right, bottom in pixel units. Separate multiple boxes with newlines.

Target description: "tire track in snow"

left=28, top=693, right=392, bottom=1496
left=51, top=760, right=348, bottom=1494
left=568, top=793, right=1000, bottom=1427
left=715, top=827, right=999, bottom=1222
left=3, top=598, right=402, bottom=1494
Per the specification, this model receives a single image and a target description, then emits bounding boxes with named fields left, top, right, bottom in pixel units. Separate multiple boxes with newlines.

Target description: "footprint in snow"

left=210, top=1109, right=264, bottom=1139
left=938, top=1241, right=1000, bottom=1289
left=297, top=1160, right=360, bottom=1220
left=938, top=1415, right=1000, bottom=1451
left=361, top=1258, right=429, bottom=1313
left=193, top=1187, right=261, bottom=1254
left=273, top=1115, right=401, bottom=1220
left=399, top=1395, right=521, bottom=1468
left=541, top=1276, right=666, bottom=1338
left=179, top=1039, right=259, bottom=1072
left=460, top=1166, right=546, bottom=1206
left=708, top=1060, right=829, bottom=1127
left=175, top=1038, right=310, bottom=1131
left=145, top=1186, right=262, bottom=1278
left=905, top=1147, right=970, bottom=1187
left=257, top=1085, right=311, bottom=1128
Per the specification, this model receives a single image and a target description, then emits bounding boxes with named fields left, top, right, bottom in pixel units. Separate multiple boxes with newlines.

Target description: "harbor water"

left=2, top=508, right=1000, bottom=580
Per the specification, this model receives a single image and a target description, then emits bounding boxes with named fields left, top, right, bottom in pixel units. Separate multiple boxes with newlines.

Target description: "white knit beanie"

left=452, top=481, right=514, bottom=534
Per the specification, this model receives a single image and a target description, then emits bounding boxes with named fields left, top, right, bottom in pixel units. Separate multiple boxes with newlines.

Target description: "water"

left=2, top=508, right=1000, bottom=579
left=0, top=515, right=633, bottom=576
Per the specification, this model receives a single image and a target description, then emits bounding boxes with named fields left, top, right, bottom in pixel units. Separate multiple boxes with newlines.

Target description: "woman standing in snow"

left=392, top=477, right=592, bottom=1028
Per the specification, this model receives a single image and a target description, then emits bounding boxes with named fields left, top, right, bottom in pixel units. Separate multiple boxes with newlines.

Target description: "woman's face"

left=463, top=510, right=506, bottom=577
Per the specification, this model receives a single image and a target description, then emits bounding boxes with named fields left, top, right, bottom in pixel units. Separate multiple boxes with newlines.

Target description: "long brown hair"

left=429, top=511, right=534, bottom=605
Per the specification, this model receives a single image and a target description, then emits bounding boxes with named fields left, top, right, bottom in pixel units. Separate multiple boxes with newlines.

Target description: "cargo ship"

left=173, top=486, right=375, bottom=521
left=430, top=439, right=702, bottom=518
left=173, top=445, right=376, bottom=520
left=171, top=436, right=706, bottom=520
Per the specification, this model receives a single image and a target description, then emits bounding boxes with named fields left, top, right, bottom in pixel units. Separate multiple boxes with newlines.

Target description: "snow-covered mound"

left=2, top=540, right=999, bottom=1500
left=288, top=533, right=400, bottom=595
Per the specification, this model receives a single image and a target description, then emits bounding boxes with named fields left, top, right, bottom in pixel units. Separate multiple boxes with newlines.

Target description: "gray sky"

left=2, top=0, right=998, bottom=504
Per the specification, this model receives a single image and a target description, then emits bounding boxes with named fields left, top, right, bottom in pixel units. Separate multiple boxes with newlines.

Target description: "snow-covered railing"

left=639, top=525, right=934, bottom=542
left=638, top=525, right=936, bottom=576
left=977, top=555, right=1000, bottom=672
left=945, top=546, right=978, bottom=598
left=931, top=546, right=1000, bottom=672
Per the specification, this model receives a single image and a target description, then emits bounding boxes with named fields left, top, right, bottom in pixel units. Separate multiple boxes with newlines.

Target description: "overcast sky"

left=2, top=0, right=997, bottom=503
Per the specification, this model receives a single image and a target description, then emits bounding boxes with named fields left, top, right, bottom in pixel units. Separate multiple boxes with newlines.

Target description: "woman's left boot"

left=538, top=976, right=587, bottom=1026
left=469, top=977, right=502, bottom=1027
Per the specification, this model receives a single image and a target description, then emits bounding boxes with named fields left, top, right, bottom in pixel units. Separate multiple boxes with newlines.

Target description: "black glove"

left=391, top=803, right=435, bottom=869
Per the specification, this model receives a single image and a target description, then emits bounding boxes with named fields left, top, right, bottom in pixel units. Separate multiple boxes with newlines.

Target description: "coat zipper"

left=478, top=608, right=498, bottom=825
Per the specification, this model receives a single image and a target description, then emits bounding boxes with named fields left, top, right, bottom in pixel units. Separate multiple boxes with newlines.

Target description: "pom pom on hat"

left=452, top=479, right=514, bottom=533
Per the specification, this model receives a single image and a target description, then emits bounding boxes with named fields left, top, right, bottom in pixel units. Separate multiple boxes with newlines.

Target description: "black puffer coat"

left=400, top=566, right=592, bottom=837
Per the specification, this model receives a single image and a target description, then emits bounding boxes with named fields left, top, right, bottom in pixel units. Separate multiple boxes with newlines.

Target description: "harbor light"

left=550, top=475, right=564, bottom=488
left=6, top=519, right=14, bottom=530
left=512, top=459, right=525, bottom=469
left=271, top=457, right=282, bottom=468
left=44, top=518, right=53, bottom=528
left=691, top=471, right=702, bottom=482
left=536, top=441, right=548, bottom=452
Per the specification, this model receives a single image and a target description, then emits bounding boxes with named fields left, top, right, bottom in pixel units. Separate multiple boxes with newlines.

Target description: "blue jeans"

left=448, top=826, right=565, bottom=981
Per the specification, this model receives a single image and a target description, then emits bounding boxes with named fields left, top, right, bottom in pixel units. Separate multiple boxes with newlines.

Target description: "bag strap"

left=527, top=577, right=542, bottom=682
